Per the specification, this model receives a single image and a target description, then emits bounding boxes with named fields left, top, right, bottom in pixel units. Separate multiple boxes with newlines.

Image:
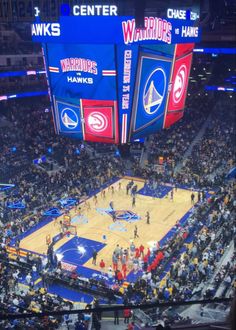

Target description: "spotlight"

left=56, top=253, right=63, bottom=261
left=77, top=246, right=86, bottom=255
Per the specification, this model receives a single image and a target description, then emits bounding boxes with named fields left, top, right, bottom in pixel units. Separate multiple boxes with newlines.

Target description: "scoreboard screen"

left=33, top=11, right=200, bottom=144
left=46, top=43, right=119, bottom=143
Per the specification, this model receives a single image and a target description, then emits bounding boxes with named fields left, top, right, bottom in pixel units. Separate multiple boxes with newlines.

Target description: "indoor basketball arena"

left=0, top=1, right=235, bottom=330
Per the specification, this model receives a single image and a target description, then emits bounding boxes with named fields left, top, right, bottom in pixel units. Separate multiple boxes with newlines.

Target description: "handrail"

left=0, top=297, right=232, bottom=321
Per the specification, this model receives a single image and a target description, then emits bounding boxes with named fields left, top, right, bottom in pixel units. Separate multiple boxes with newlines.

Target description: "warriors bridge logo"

left=143, top=68, right=166, bottom=115
left=61, top=108, right=79, bottom=129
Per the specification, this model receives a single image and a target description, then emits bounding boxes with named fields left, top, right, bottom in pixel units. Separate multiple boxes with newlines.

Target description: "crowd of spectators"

left=146, top=93, right=213, bottom=166
left=0, top=106, right=235, bottom=328
left=177, top=94, right=235, bottom=188
left=0, top=249, right=90, bottom=329
left=0, top=23, right=41, bottom=55
left=0, top=74, right=47, bottom=96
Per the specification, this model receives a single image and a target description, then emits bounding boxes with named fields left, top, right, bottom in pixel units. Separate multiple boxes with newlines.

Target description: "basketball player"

left=109, top=201, right=114, bottom=210
left=132, top=196, right=136, bottom=207
left=111, top=186, right=114, bottom=196
left=118, top=182, right=122, bottom=191
left=63, top=212, right=71, bottom=226
left=77, top=207, right=82, bottom=216
left=74, top=201, right=79, bottom=213
left=93, top=195, right=98, bottom=206
left=102, top=190, right=106, bottom=199
left=134, top=225, right=139, bottom=239
left=60, top=220, right=65, bottom=234
left=85, top=200, right=91, bottom=211
left=191, top=192, right=195, bottom=205
left=170, top=190, right=174, bottom=201
left=112, top=212, right=116, bottom=223
left=146, top=211, right=150, bottom=224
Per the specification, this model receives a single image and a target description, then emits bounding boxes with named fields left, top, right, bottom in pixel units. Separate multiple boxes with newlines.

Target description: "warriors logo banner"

left=55, top=99, right=83, bottom=138
left=129, top=52, right=172, bottom=139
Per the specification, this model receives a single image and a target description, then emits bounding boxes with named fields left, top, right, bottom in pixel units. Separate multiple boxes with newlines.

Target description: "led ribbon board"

left=31, top=16, right=200, bottom=44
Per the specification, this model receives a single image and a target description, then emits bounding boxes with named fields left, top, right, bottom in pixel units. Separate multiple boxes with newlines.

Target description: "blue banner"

left=116, top=44, right=139, bottom=144
left=0, top=184, right=15, bottom=191
left=54, top=99, right=83, bottom=137
left=58, top=198, right=77, bottom=207
left=7, top=201, right=25, bottom=209
left=43, top=208, right=62, bottom=217
left=130, top=53, right=172, bottom=139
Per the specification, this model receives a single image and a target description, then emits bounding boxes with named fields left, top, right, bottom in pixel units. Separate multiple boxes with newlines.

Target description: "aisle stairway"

left=174, top=113, right=212, bottom=174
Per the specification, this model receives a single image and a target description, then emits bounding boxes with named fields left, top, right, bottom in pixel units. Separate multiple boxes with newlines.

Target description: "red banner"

left=81, top=99, right=119, bottom=143
left=175, top=43, right=194, bottom=59
left=168, top=52, right=193, bottom=111
left=164, top=44, right=194, bottom=128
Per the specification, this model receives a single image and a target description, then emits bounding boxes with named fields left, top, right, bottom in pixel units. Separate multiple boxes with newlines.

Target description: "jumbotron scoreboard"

left=32, top=2, right=201, bottom=144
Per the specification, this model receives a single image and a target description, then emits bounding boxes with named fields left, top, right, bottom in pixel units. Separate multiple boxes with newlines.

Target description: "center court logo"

left=143, top=68, right=166, bottom=115
left=87, top=111, right=108, bottom=132
left=61, top=108, right=79, bottom=129
left=106, top=210, right=140, bottom=222
left=173, top=64, right=187, bottom=104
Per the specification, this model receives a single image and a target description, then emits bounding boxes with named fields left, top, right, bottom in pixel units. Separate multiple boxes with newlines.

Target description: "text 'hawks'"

left=60, top=58, right=98, bottom=74
left=122, top=17, right=172, bottom=45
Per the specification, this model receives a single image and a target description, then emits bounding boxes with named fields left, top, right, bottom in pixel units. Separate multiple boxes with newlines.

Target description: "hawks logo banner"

left=81, top=99, right=119, bottom=143
left=164, top=43, right=193, bottom=128
left=168, top=52, right=192, bottom=111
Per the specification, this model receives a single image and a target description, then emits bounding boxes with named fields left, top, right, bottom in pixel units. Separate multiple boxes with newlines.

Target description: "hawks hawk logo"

left=173, top=64, right=187, bottom=104
left=87, top=111, right=108, bottom=132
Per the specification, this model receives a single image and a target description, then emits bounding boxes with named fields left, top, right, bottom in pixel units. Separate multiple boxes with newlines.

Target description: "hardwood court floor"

left=20, top=177, right=196, bottom=272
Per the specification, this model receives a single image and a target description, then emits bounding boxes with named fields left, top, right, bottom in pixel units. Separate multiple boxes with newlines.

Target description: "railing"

left=0, top=298, right=232, bottom=321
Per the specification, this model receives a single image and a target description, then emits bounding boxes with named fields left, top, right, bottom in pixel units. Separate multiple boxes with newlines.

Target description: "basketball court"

left=19, top=177, right=198, bottom=276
